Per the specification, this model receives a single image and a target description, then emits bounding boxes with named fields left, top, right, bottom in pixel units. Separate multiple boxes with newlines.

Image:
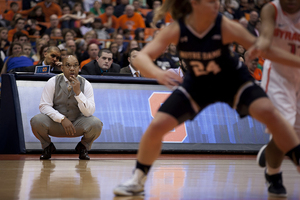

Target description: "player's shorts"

left=261, top=60, right=300, bottom=133
left=159, top=63, right=267, bottom=124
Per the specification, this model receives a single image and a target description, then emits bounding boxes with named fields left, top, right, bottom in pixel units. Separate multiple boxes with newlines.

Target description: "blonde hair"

left=153, top=0, right=193, bottom=24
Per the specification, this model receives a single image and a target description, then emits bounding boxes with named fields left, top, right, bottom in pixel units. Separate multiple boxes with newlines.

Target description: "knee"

left=255, top=105, right=280, bottom=123
left=30, top=114, right=48, bottom=130
left=148, top=118, right=169, bottom=136
left=90, top=117, right=103, bottom=135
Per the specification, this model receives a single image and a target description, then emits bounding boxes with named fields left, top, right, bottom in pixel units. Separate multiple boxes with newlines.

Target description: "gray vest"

left=53, top=74, right=85, bottom=122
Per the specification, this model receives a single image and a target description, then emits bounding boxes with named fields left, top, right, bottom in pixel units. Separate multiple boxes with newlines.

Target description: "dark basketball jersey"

left=176, top=13, right=254, bottom=109
left=177, top=13, right=240, bottom=76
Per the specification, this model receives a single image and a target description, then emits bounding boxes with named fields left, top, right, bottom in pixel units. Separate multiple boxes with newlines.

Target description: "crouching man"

left=31, top=55, right=103, bottom=160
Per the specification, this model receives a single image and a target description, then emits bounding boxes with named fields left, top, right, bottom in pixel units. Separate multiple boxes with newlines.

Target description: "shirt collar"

left=129, top=65, right=140, bottom=76
left=63, top=76, right=69, bottom=82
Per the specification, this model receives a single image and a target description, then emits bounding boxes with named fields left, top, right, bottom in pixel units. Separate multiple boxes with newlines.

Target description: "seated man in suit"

left=30, top=55, right=103, bottom=160
left=81, top=48, right=120, bottom=75
left=14, top=46, right=63, bottom=73
left=120, top=48, right=141, bottom=77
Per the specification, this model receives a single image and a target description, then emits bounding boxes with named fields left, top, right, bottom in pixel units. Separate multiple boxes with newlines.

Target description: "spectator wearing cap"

left=99, top=4, right=118, bottom=33
left=117, top=4, right=145, bottom=31
left=81, top=48, right=120, bottom=75
left=80, top=41, right=100, bottom=69
left=79, top=31, right=97, bottom=62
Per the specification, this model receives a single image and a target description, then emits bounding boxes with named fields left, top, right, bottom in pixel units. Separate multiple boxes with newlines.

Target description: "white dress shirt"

left=39, top=75, right=96, bottom=123
left=129, top=65, right=140, bottom=77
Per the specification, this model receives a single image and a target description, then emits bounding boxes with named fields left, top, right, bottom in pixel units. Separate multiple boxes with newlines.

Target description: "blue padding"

left=0, top=74, right=26, bottom=153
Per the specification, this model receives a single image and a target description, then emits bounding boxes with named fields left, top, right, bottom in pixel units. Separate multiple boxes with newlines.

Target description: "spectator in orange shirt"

left=99, top=4, right=118, bottom=33
left=80, top=43, right=100, bottom=69
left=7, top=18, right=29, bottom=42
left=19, top=0, right=62, bottom=22
left=118, top=5, right=145, bottom=31
left=4, top=2, right=19, bottom=22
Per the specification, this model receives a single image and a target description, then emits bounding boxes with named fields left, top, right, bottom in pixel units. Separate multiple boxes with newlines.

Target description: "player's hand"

left=61, top=117, right=76, bottom=136
left=69, top=75, right=81, bottom=95
left=156, top=70, right=183, bottom=89
left=248, top=38, right=271, bottom=60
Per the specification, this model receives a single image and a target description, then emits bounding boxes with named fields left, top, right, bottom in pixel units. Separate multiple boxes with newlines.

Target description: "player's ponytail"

left=153, top=0, right=192, bottom=24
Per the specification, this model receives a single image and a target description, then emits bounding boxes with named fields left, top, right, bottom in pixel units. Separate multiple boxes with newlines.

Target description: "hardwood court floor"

left=0, top=154, right=299, bottom=200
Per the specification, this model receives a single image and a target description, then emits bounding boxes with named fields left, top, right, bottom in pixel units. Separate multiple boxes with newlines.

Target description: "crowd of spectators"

left=0, top=0, right=268, bottom=93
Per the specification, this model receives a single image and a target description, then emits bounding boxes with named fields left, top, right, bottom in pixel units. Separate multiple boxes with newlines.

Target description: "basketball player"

left=114, top=0, right=300, bottom=196
left=250, top=0, right=300, bottom=197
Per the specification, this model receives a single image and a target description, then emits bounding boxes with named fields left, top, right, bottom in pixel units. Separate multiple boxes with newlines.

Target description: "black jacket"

left=81, top=60, right=121, bottom=75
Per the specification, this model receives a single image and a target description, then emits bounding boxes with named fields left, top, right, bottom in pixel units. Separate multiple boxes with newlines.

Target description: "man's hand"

left=247, top=37, right=271, bottom=61
left=156, top=70, right=183, bottom=89
left=61, top=117, right=76, bottom=136
left=55, top=61, right=62, bottom=70
left=69, top=75, right=81, bottom=95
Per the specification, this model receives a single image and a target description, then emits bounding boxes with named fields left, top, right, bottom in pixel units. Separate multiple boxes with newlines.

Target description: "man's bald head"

left=62, top=55, right=78, bottom=66
left=125, top=5, right=134, bottom=17
left=47, top=46, right=60, bottom=54
left=62, top=55, right=80, bottom=80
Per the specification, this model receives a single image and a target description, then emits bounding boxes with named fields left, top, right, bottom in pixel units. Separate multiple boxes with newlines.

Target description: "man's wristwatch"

left=61, top=116, right=65, bottom=123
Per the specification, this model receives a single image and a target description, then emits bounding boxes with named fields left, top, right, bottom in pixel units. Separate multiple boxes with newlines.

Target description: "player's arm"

left=132, top=22, right=182, bottom=88
left=247, top=3, right=276, bottom=59
left=254, top=3, right=276, bottom=51
left=222, top=16, right=300, bottom=68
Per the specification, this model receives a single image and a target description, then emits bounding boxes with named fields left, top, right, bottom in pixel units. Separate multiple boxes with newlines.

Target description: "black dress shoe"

left=75, top=142, right=90, bottom=160
left=40, top=143, right=56, bottom=160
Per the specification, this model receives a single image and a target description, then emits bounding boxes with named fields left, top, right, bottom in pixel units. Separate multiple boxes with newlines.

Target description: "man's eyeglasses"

left=101, top=57, right=112, bottom=61
left=65, top=65, right=79, bottom=69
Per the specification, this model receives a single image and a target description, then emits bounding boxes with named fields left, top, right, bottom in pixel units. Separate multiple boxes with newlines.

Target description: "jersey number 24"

left=190, top=60, right=221, bottom=76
